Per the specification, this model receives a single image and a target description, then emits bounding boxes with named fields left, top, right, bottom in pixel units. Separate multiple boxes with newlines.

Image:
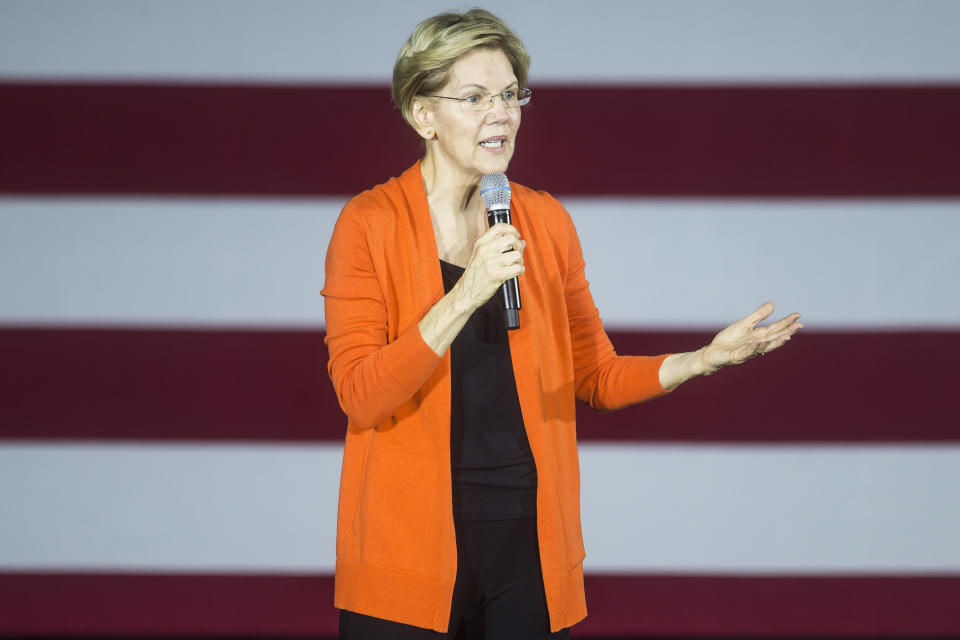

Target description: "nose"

left=484, top=94, right=511, bottom=124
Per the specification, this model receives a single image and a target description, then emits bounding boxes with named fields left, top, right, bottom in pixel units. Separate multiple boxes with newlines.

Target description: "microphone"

left=479, top=173, right=521, bottom=330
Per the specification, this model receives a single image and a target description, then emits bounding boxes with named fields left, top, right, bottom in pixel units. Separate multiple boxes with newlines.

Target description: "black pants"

left=339, top=516, right=571, bottom=639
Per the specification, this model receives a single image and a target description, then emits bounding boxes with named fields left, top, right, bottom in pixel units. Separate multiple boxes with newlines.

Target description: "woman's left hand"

left=699, top=301, right=803, bottom=375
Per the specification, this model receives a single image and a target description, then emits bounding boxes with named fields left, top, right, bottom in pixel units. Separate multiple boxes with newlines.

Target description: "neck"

left=420, top=150, right=484, bottom=218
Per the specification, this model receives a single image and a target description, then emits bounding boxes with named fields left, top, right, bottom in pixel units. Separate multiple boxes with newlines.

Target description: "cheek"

left=510, top=114, right=521, bottom=138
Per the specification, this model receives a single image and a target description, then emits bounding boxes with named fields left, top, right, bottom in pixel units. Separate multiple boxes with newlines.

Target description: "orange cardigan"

left=321, top=161, right=671, bottom=633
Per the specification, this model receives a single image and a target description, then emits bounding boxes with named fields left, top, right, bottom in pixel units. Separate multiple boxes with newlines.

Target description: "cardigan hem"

left=544, top=559, right=588, bottom=633
left=334, top=557, right=456, bottom=633
left=334, top=556, right=587, bottom=634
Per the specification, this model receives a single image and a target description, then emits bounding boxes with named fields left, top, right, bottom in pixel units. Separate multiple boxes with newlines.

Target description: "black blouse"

left=440, top=260, right=537, bottom=520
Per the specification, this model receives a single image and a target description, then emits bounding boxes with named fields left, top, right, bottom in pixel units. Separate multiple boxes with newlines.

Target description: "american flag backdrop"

left=2, top=0, right=960, bottom=637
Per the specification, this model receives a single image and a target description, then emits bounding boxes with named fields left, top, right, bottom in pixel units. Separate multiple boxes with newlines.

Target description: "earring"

left=425, top=129, right=434, bottom=138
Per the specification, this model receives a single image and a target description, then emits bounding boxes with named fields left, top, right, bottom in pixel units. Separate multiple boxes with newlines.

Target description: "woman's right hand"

left=458, top=223, right=526, bottom=310
left=417, top=223, right=526, bottom=357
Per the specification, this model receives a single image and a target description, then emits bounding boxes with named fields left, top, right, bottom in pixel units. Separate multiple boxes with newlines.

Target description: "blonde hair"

left=392, top=8, right=530, bottom=131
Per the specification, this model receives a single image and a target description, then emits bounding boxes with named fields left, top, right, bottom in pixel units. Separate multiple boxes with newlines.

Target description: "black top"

left=440, top=260, right=537, bottom=520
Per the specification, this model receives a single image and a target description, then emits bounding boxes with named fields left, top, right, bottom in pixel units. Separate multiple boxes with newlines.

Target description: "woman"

left=321, top=9, right=802, bottom=640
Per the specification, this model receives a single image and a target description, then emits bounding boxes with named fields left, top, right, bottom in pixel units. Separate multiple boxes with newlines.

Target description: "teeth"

left=480, top=140, right=504, bottom=147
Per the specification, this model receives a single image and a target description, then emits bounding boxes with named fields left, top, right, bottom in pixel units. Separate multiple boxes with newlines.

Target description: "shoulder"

left=322, top=172, right=411, bottom=295
left=337, top=175, right=405, bottom=231
left=509, top=181, right=584, bottom=279
left=510, top=181, right=563, bottom=210
left=509, top=181, right=578, bottom=241
left=331, top=166, right=418, bottom=247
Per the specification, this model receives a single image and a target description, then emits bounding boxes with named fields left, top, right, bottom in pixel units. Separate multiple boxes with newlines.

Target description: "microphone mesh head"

left=480, top=173, right=511, bottom=211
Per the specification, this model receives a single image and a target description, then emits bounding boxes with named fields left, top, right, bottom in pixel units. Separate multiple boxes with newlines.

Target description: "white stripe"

left=0, top=197, right=340, bottom=328
left=2, top=1, right=959, bottom=83
left=0, top=442, right=342, bottom=573
left=580, top=444, right=960, bottom=573
left=2, top=442, right=959, bottom=573
left=3, top=197, right=958, bottom=328
left=567, top=198, right=960, bottom=329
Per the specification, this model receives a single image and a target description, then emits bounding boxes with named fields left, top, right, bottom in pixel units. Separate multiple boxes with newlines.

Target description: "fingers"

left=485, top=222, right=517, bottom=235
left=741, top=301, right=775, bottom=327
left=743, top=302, right=805, bottom=338
left=708, top=303, right=804, bottom=368
left=755, top=333, right=792, bottom=356
left=755, top=314, right=804, bottom=354
left=758, top=312, right=804, bottom=343
left=460, top=224, right=527, bottom=308
left=479, top=223, right=521, bottom=246
left=767, top=311, right=803, bottom=332
left=476, top=223, right=525, bottom=258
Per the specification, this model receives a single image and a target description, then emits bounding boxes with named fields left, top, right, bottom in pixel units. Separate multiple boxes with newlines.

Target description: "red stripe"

left=0, top=573, right=333, bottom=636
left=2, top=83, right=959, bottom=196
left=1, top=328, right=957, bottom=442
left=1, top=572, right=958, bottom=636
left=579, top=574, right=960, bottom=637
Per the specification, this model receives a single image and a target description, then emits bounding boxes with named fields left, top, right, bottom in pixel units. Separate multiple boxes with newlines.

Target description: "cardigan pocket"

left=353, top=446, right=436, bottom=574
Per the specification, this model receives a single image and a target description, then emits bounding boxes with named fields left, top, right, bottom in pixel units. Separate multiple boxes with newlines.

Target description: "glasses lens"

left=460, top=89, right=531, bottom=111
left=460, top=94, right=485, bottom=111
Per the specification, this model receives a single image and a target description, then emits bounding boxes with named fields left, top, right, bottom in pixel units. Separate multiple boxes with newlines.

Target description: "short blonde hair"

left=392, top=8, right=530, bottom=131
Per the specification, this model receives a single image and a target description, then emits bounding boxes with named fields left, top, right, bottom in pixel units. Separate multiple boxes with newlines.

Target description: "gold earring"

left=425, top=129, right=433, bottom=138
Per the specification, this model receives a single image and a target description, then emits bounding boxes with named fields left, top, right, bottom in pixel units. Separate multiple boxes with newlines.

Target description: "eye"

left=502, top=90, right=516, bottom=101
left=462, top=94, right=482, bottom=105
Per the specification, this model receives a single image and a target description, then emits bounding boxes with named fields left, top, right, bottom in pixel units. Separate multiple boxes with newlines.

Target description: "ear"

left=411, top=99, right=436, bottom=141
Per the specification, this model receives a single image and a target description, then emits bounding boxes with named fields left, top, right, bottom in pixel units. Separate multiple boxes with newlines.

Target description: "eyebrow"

left=457, top=81, right=519, bottom=92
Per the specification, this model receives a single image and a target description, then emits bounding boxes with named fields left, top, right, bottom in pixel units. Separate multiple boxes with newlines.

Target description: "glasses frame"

left=424, top=88, right=532, bottom=111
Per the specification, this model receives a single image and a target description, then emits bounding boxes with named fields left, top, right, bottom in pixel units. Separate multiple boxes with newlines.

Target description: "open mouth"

left=479, top=136, right=507, bottom=149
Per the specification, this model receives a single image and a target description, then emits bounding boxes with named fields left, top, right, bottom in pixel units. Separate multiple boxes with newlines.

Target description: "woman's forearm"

left=658, top=348, right=709, bottom=391
left=417, top=282, right=479, bottom=356
left=419, top=224, right=526, bottom=356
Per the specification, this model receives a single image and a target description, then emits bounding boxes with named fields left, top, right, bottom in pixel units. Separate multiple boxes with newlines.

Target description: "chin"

left=479, top=154, right=513, bottom=176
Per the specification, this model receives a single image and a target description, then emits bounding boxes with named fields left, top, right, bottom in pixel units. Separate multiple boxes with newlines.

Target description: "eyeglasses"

left=424, top=88, right=532, bottom=112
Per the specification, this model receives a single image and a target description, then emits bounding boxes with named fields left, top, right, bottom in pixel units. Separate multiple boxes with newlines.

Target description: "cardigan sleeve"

left=320, top=201, right=442, bottom=430
left=557, top=202, right=674, bottom=411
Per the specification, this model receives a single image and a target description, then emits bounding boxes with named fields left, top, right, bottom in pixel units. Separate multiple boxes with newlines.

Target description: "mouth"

left=479, top=135, right=508, bottom=152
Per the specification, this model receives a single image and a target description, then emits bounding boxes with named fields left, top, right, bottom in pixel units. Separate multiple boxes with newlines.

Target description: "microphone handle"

left=486, top=209, right=521, bottom=330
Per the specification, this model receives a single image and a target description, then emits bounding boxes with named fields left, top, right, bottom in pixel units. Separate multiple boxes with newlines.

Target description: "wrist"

left=450, top=281, right=479, bottom=316
left=659, top=351, right=693, bottom=390
left=696, top=345, right=720, bottom=376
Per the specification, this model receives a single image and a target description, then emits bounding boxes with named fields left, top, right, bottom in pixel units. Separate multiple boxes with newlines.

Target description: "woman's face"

left=422, top=48, right=521, bottom=179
